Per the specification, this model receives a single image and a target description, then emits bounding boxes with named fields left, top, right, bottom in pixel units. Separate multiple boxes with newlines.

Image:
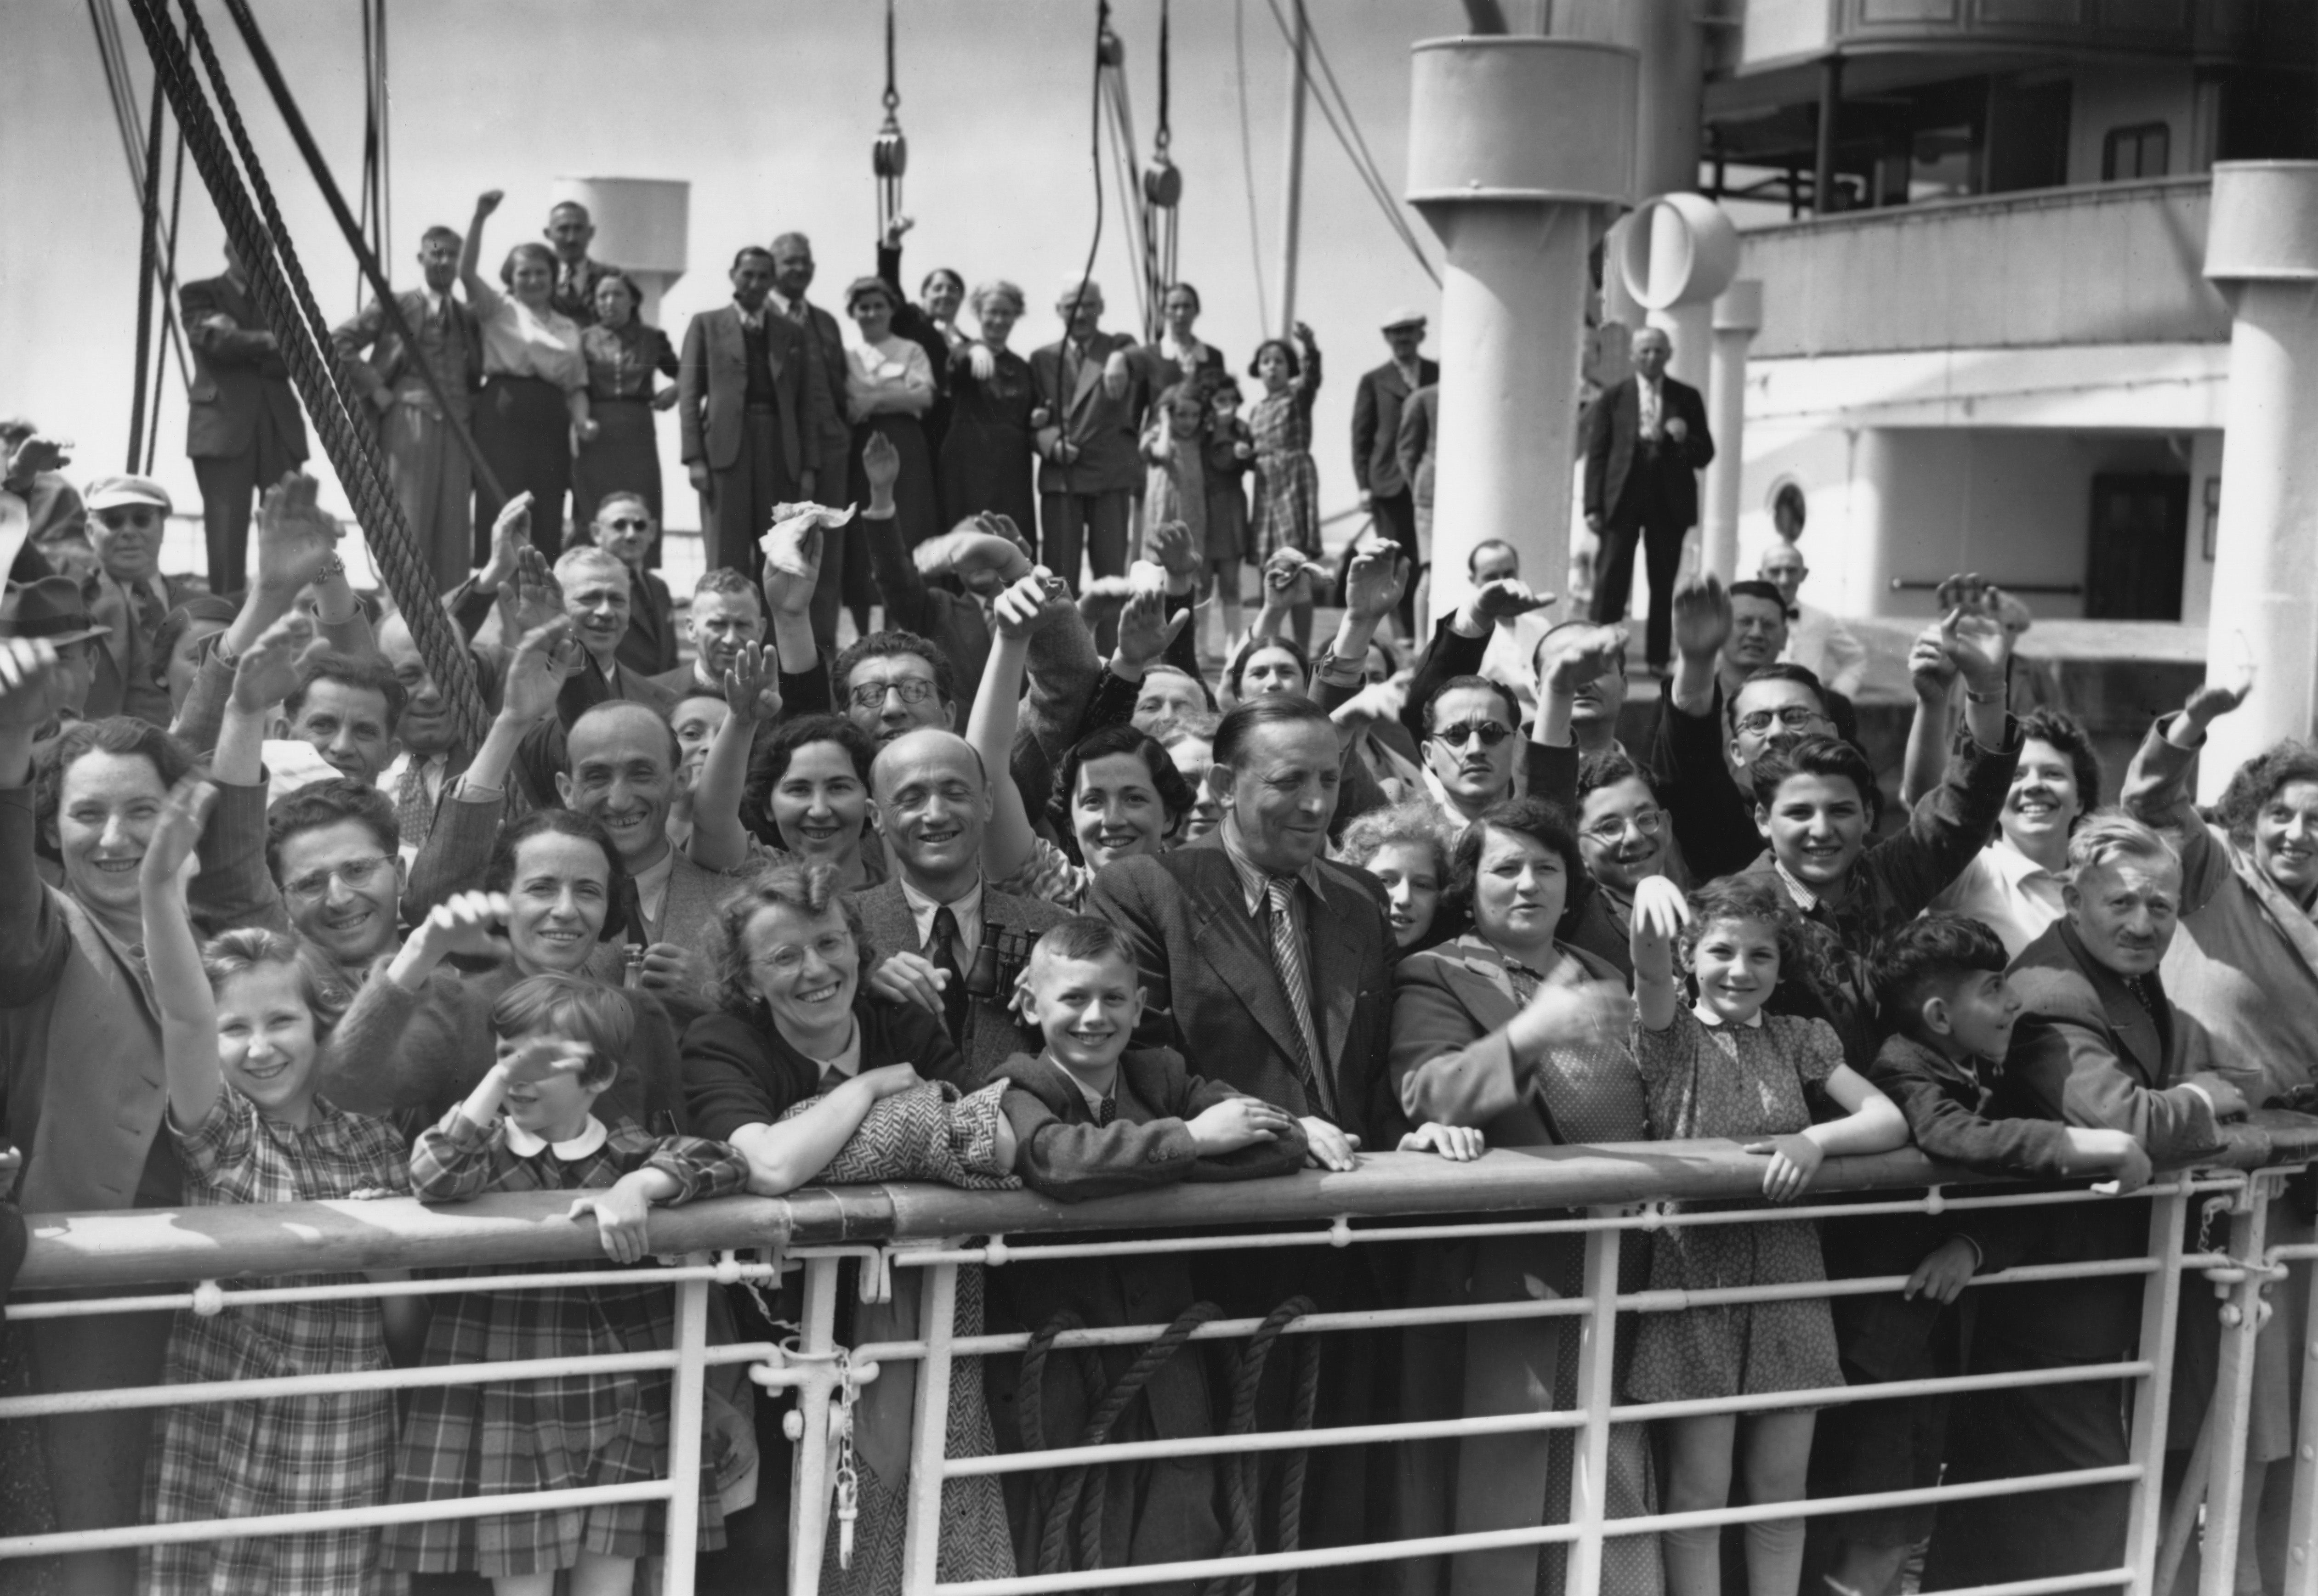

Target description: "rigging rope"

left=146, top=126, right=187, bottom=475
left=1233, top=0, right=1272, bottom=332
left=121, top=0, right=490, bottom=754
left=129, top=73, right=166, bottom=470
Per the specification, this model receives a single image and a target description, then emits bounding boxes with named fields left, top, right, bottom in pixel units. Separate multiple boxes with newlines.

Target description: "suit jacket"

left=180, top=272, right=310, bottom=462
left=677, top=306, right=811, bottom=481
left=330, top=288, right=483, bottom=420
left=1351, top=357, right=1437, bottom=497
left=1580, top=374, right=1712, bottom=531
left=1389, top=938, right=1642, bottom=1150
left=617, top=565, right=680, bottom=678
left=846, top=879, right=1067, bottom=1084
left=779, top=297, right=854, bottom=489
left=549, top=255, right=618, bottom=326
left=682, top=992, right=965, bottom=1143
left=1088, top=831, right=1403, bottom=1147
left=1029, top=331, right=1145, bottom=495
left=1396, top=383, right=1439, bottom=510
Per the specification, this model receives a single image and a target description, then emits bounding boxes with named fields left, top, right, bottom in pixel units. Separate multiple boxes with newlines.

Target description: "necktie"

left=1264, top=878, right=1333, bottom=1118
left=394, top=757, right=437, bottom=851
left=1096, top=1097, right=1116, bottom=1128
left=930, top=906, right=970, bottom=1041
left=785, top=298, right=808, bottom=326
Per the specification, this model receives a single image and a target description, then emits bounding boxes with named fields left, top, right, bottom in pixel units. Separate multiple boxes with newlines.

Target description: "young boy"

left=1805, top=913, right=2150, bottom=1596
left=984, top=916, right=1309, bottom=1577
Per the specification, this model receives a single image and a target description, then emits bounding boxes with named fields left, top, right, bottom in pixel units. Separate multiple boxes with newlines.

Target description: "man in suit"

left=650, top=567, right=766, bottom=702
left=1029, top=279, right=1144, bottom=610
left=1923, top=815, right=2244, bottom=1592
left=848, top=728, right=1066, bottom=1082
left=766, top=232, right=855, bottom=645
left=1582, top=324, right=1715, bottom=673
left=585, top=493, right=679, bottom=679
left=544, top=199, right=616, bottom=326
left=330, top=225, right=485, bottom=589
left=1090, top=694, right=1402, bottom=1582
left=679, top=246, right=815, bottom=584
left=1351, top=309, right=1437, bottom=634
left=181, top=240, right=310, bottom=595
left=551, top=544, right=680, bottom=723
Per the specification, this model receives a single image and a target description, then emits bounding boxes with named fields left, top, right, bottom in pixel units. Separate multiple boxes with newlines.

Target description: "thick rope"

left=129, top=73, right=166, bottom=470
left=1021, top=1302, right=1220, bottom=1578
left=123, top=0, right=490, bottom=754
left=1221, top=1294, right=1319, bottom=1596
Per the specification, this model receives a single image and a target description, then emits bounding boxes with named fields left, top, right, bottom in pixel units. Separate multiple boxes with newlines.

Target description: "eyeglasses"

left=848, top=679, right=938, bottom=710
left=283, top=854, right=394, bottom=901
left=604, top=517, right=652, bottom=533
left=1434, top=720, right=1514, bottom=749
left=1734, top=705, right=1827, bottom=735
left=96, top=509, right=161, bottom=530
left=1582, top=809, right=1665, bottom=844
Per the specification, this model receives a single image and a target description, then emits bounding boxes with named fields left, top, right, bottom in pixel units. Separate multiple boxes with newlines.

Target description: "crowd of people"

left=0, top=194, right=2315, bottom=1596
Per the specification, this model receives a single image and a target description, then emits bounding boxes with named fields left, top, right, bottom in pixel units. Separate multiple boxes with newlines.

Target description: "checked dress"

left=141, top=1089, right=410, bottom=1596
left=382, top=1112, right=748, bottom=1578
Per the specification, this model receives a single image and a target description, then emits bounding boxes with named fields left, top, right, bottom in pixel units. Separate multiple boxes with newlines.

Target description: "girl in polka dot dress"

left=1626, top=874, right=1907, bottom=1596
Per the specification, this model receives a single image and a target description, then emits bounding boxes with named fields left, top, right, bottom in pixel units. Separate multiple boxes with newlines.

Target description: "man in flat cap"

left=1352, top=308, right=1437, bottom=634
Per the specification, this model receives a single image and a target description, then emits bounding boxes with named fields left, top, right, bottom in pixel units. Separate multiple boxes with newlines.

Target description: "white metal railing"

left=4, top=1132, right=2315, bottom=1596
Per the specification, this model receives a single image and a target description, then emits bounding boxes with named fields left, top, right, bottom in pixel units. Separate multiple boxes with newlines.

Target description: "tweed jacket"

left=845, top=878, right=1067, bottom=1084
left=677, top=304, right=812, bottom=481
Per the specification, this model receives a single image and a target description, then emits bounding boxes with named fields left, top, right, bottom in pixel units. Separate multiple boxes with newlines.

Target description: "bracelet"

left=1964, top=684, right=2006, bottom=704
left=315, top=554, right=346, bottom=582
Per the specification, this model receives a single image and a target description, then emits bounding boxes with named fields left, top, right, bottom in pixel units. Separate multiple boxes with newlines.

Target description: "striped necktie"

left=1264, top=877, right=1334, bottom=1119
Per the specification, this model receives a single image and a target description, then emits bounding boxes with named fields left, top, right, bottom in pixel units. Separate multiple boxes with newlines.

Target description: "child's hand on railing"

left=1902, top=1235, right=1977, bottom=1305
left=569, top=1170, right=663, bottom=1264
left=1744, top=1131, right=1824, bottom=1202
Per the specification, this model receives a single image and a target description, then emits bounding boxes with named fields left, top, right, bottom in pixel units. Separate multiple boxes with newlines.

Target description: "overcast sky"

left=3, top=0, right=1464, bottom=548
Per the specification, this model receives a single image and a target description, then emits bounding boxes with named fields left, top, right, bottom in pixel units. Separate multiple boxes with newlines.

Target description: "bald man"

left=847, top=728, right=1066, bottom=1081
left=1581, top=325, right=1714, bottom=673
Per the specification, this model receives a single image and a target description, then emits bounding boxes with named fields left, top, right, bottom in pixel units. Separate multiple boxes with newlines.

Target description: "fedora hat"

left=0, top=577, right=111, bottom=645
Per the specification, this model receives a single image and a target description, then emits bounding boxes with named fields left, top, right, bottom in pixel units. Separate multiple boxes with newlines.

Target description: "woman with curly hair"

left=1386, top=796, right=1661, bottom=1596
left=1339, top=800, right=1454, bottom=951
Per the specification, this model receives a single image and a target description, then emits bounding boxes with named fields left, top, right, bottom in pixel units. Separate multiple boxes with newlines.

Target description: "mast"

left=1273, top=0, right=1308, bottom=332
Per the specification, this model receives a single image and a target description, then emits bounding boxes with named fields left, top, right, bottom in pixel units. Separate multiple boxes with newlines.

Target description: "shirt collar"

left=808, top=1017, right=864, bottom=1089
left=503, top=1115, right=610, bottom=1160
left=1692, top=1001, right=1765, bottom=1030
left=767, top=289, right=802, bottom=318
left=900, top=872, right=984, bottom=952
left=1988, top=835, right=2062, bottom=885
left=631, top=843, right=676, bottom=905
left=1218, top=819, right=1327, bottom=915
left=1772, top=858, right=1825, bottom=914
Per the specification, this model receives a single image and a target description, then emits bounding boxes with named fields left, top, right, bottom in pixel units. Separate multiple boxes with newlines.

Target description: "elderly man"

left=1029, top=278, right=1144, bottom=599
left=330, top=225, right=483, bottom=588
left=1924, top=815, right=2245, bottom=1593
left=553, top=543, right=678, bottom=718
left=1352, top=308, right=1437, bottom=633
left=82, top=475, right=202, bottom=726
left=544, top=199, right=616, bottom=325
left=1582, top=324, right=1713, bottom=673
left=848, top=727, right=1067, bottom=1080
left=373, top=608, right=474, bottom=856
left=181, top=240, right=311, bottom=595
left=1761, top=540, right=1866, bottom=698
left=652, top=568, right=767, bottom=702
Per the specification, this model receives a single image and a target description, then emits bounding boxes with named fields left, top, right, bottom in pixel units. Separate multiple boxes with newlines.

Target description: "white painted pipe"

left=1405, top=37, right=1639, bottom=628
left=1703, top=279, right=1762, bottom=581
left=2199, top=162, right=2318, bottom=795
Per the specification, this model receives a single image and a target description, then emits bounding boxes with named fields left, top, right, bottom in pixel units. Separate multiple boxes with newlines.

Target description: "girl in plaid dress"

left=1244, top=321, right=1324, bottom=646
left=136, top=777, right=413, bottom=1596
left=384, top=973, right=749, bottom=1594
left=1626, top=876, right=1907, bottom=1596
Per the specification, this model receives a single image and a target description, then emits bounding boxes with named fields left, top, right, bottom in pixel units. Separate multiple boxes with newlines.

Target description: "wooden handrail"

left=17, top=1116, right=2315, bottom=1295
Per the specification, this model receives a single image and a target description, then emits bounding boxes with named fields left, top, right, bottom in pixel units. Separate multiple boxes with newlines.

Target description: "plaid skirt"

left=1249, top=450, right=1320, bottom=563
left=141, top=1283, right=403, bottom=1596
left=381, top=1278, right=726, bottom=1576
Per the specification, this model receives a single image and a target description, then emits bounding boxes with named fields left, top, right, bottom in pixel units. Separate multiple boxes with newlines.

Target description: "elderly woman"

left=1390, top=797, right=1662, bottom=1596
left=573, top=269, right=680, bottom=536
left=842, top=275, right=940, bottom=552
left=2124, top=682, right=2318, bottom=1590
left=460, top=189, right=589, bottom=558
left=942, top=280, right=1038, bottom=532
left=324, top=809, right=687, bottom=1131
left=0, top=661, right=282, bottom=1582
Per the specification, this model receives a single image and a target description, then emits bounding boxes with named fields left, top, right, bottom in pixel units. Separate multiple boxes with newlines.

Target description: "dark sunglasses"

left=1435, top=720, right=1513, bottom=749
left=605, top=517, right=652, bottom=533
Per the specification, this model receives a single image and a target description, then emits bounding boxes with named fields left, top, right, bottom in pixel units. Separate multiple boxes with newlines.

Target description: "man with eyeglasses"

left=586, top=492, right=679, bottom=679
left=1420, top=673, right=1528, bottom=824
left=267, top=778, right=410, bottom=998
left=80, top=475, right=202, bottom=726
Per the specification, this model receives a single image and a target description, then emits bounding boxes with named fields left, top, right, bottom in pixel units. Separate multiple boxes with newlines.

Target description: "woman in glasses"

left=572, top=270, right=679, bottom=540
left=1565, top=749, right=1676, bottom=979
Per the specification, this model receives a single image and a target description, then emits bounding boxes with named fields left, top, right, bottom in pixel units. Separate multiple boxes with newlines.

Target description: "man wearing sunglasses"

left=1421, top=674, right=1528, bottom=824
left=81, top=475, right=203, bottom=726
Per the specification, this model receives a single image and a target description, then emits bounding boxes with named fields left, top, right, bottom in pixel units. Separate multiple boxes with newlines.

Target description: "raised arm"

left=2124, top=676, right=2256, bottom=917
left=969, top=574, right=1047, bottom=884
left=1629, top=875, right=1689, bottom=1032
left=1312, top=538, right=1409, bottom=713
left=686, top=641, right=782, bottom=873
left=139, top=779, right=225, bottom=1129
left=458, top=191, right=502, bottom=307
left=730, top=1064, right=925, bottom=1196
left=1898, top=623, right=1957, bottom=808
left=761, top=503, right=837, bottom=685
left=0, top=642, right=73, bottom=998
left=856, top=432, right=935, bottom=635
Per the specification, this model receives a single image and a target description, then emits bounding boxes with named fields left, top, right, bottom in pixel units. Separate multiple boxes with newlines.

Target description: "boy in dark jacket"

left=1808, top=914, right=2151, bottom=1596
left=986, top=916, right=1308, bottom=1586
